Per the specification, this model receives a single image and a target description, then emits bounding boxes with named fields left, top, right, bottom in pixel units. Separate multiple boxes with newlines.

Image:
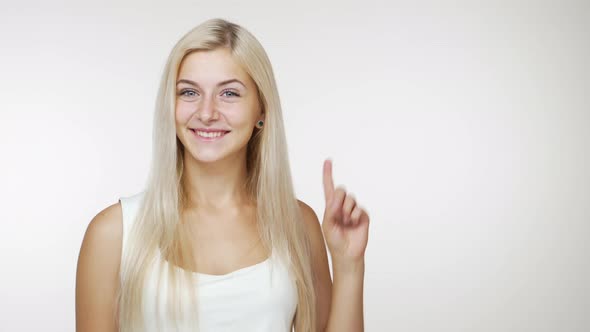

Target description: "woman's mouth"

left=190, top=129, right=230, bottom=141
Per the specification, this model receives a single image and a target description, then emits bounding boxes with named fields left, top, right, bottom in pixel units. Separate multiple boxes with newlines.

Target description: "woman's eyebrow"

left=176, top=78, right=246, bottom=88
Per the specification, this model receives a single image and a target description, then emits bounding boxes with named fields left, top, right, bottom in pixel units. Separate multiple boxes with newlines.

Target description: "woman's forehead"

left=178, top=49, right=250, bottom=83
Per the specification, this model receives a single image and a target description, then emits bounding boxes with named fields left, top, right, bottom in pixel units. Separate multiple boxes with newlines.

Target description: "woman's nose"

left=197, top=95, right=219, bottom=122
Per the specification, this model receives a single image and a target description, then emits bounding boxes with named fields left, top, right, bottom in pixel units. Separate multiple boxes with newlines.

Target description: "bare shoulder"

left=75, top=200, right=123, bottom=332
left=85, top=201, right=123, bottom=245
left=79, top=201, right=124, bottom=264
left=296, top=199, right=326, bottom=253
left=297, top=199, right=320, bottom=227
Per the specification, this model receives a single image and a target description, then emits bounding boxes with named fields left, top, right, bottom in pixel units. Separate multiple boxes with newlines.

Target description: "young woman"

left=75, top=18, right=370, bottom=332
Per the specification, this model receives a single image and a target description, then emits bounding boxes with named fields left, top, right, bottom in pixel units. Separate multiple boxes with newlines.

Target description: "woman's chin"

left=192, top=154, right=225, bottom=163
left=183, top=143, right=246, bottom=164
left=187, top=149, right=231, bottom=164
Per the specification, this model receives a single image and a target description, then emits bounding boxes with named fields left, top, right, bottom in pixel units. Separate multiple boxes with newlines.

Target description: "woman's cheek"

left=175, top=104, right=194, bottom=123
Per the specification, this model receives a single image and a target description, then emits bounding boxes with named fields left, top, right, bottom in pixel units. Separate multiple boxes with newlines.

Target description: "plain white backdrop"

left=0, top=0, right=588, bottom=331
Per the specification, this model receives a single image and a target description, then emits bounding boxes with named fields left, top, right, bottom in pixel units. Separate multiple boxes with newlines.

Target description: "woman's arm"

left=75, top=202, right=122, bottom=332
left=298, top=200, right=365, bottom=332
left=297, top=159, right=370, bottom=332
left=327, top=258, right=365, bottom=331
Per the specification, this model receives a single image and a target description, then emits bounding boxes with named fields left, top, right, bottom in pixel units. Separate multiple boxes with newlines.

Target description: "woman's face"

left=175, top=48, right=263, bottom=164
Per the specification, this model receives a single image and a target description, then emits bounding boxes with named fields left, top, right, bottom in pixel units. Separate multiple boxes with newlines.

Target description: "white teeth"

left=195, top=130, right=225, bottom=138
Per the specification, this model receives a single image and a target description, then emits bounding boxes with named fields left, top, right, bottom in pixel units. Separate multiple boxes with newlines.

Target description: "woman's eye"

left=179, top=90, right=196, bottom=97
left=222, top=90, right=240, bottom=97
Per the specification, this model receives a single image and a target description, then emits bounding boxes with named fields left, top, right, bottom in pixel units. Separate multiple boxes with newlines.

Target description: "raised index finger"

left=323, top=158, right=334, bottom=202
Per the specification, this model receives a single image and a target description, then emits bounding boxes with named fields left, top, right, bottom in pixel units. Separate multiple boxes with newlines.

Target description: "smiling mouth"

left=190, top=129, right=231, bottom=140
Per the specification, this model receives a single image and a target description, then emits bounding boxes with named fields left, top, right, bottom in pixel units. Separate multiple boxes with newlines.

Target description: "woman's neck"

left=182, top=151, right=252, bottom=210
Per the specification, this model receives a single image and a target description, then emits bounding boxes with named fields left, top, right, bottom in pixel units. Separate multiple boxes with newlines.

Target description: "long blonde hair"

left=116, top=18, right=317, bottom=331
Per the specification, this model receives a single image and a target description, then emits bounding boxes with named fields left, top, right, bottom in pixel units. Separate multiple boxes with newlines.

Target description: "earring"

left=256, top=120, right=264, bottom=128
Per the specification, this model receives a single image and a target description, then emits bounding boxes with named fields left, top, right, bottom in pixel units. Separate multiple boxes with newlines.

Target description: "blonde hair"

left=116, top=18, right=317, bottom=331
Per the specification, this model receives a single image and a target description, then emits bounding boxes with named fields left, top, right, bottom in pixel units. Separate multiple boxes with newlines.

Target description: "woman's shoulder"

left=296, top=199, right=325, bottom=250
left=80, top=201, right=124, bottom=262
left=296, top=199, right=320, bottom=228
left=77, top=200, right=124, bottom=282
left=76, top=200, right=123, bottom=330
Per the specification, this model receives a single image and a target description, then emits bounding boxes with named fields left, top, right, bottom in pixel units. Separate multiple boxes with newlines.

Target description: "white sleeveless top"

left=118, top=191, right=298, bottom=332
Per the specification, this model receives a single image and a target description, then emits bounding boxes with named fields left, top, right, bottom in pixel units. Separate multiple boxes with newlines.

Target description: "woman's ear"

left=255, top=113, right=265, bottom=129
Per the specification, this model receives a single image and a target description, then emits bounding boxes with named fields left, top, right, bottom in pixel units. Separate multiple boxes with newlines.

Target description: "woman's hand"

left=321, top=159, right=370, bottom=269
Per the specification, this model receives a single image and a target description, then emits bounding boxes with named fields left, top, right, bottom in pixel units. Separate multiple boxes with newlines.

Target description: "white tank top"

left=119, top=191, right=298, bottom=332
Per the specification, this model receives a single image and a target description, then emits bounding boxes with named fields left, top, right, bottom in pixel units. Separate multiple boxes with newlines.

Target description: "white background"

left=0, top=0, right=588, bottom=331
